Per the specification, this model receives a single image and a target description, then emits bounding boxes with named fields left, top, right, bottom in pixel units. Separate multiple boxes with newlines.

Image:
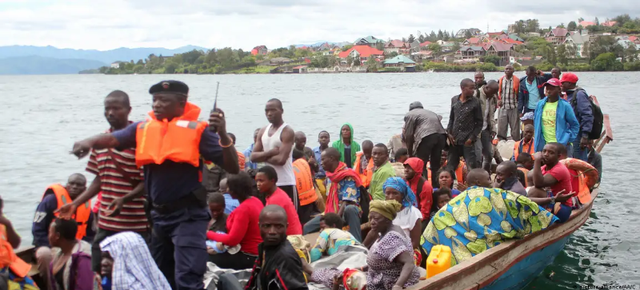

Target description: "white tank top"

left=261, top=123, right=295, bottom=186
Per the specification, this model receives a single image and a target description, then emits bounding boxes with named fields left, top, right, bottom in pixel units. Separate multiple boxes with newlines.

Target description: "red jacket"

left=404, top=158, right=433, bottom=220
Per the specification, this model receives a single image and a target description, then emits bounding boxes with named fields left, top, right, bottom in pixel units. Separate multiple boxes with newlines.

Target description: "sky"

left=1, top=0, right=639, bottom=51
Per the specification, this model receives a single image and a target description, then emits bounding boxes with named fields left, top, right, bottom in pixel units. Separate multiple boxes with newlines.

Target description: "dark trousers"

left=297, top=202, right=319, bottom=225
left=213, top=273, right=244, bottom=290
left=279, top=185, right=299, bottom=210
left=151, top=206, right=210, bottom=290
left=208, top=251, right=257, bottom=270
left=415, top=133, right=446, bottom=189
left=480, top=129, right=494, bottom=173
left=91, top=228, right=149, bottom=272
left=447, top=142, right=478, bottom=173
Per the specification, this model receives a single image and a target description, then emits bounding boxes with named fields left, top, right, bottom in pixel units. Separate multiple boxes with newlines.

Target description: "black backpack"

left=570, top=89, right=603, bottom=140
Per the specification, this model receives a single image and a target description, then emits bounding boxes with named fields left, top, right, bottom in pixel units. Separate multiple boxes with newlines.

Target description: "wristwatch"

left=550, top=196, right=556, bottom=204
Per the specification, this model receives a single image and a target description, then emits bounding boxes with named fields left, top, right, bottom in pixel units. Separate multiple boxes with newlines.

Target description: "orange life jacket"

left=292, top=159, right=318, bottom=206
left=237, top=151, right=246, bottom=171
left=427, top=161, right=464, bottom=184
left=560, top=158, right=596, bottom=204
left=517, top=167, right=530, bottom=187
left=353, top=152, right=374, bottom=187
left=513, top=139, right=535, bottom=161
left=0, top=224, right=31, bottom=278
left=42, top=184, right=91, bottom=240
left=136, top=102, right=208, bottom=168
left=498, top=75, right=520, bottom=101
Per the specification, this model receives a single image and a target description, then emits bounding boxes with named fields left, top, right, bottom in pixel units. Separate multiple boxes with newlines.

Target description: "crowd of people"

left=0, top=68, right=605, bottom=290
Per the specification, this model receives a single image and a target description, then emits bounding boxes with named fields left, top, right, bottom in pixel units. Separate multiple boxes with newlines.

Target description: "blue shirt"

left=526, top=78, right=540, bottom=109
left=313, top=146, right=326, bottom=178
left=112, top=121, right=224, bottom=205
left=223, top=193, right=239, bottom=214
left=243, top=144, right=257, bottom=170
left=32, top=194, right=96, bottom=247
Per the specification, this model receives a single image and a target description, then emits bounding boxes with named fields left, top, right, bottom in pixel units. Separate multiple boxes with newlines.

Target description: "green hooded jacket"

left=331, top=123, right=361, bottom=168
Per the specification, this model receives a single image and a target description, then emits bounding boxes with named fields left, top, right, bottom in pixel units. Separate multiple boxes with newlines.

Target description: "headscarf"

left=369, top=200, right=402, bottom=221
left=100, top=232, right=171, bottom=290
left=343, top=268, right=367, bottom=290
left=382, top=177, right=418, bottom=208
left=403, top=158, right=424, bottom=194
left=331, top=123, right=361, bottom=166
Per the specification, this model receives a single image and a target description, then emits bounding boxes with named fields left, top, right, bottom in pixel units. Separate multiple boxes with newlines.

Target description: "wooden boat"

left=409, top=96, right=612, bottom=290
left=14, top=97, right=612, bottom=290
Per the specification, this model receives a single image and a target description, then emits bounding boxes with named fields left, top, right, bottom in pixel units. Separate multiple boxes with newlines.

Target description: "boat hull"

left=482, top=235, right=570, bottom=290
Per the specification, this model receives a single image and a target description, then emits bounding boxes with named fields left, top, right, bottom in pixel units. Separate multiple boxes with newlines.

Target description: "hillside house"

left=110, top=62, right=122, bottom=68
left=564, top=31, right=590, bottom=58
left=338, top=45, right=384, bottom=65
left=485, top=42, right=513, bottom=65
left=545, top=27, right=569, bottom=45
left=419, top=41, right=432, bottom=49
left=384, top=40, right=410, bottom=55
left=354, top=36, right=385, bottom=47
left=251, top=45, right=268, bottom=56
left=411, top=50, right=433, bottom=60
left=456, top=46, right=485, bottom=61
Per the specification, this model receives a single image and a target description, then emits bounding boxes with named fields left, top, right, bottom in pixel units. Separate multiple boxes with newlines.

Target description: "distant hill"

left=0, top=45, right=208, bottom=64
left=294, top=41, right=350, bottom=48
left=0, top=56, right=107, bottom=75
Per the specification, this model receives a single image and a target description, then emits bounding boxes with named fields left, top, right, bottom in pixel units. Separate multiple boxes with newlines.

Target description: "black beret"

left=149, top=80, right=189, bottom=95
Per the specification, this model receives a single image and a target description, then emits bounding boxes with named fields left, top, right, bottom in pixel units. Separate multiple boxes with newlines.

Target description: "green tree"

left=427, top=43, right=442, bottom=56
left=365, top=57, right=379, bottom=71
left=386, top=51, right=399, bottom=58
left=464, top=30, right=472, bottom=39
left=408, top=34, right=415, bottom=43
left=626, top=46, right=638, bottom=62
left=429, top=31, right=437, bottom=41
left=375, top=42, right=384, bottom=51
left=353, top=58, right=361, bottom=66
left=165, top=63, right=177, bottom=74
left=590, top=52, right=622, bottom=71
left=346, top=56, right=354, bottom=66
left=438, top=30, right=444, bottom=40
left=341, top=45, right=353, bottom=52
left=568, top=21, right=577, bottom=31
left=483, top=55, right=500, bottom=66
left=557, top=44, right=568, bottom=65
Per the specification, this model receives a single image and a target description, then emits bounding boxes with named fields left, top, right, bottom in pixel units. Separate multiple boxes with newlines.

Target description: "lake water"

left=0, top=72, right=636, bottom=289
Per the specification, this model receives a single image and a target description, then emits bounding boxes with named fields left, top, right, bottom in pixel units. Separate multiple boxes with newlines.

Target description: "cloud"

left=0, top=0, right=636, bottom=50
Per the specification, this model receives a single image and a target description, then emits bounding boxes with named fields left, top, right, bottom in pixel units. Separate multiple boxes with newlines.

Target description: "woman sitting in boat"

left=421, top=169, right=559, bottom=265
left=207, top=172, right=264, bottom=270
left=46, top=219, right=94, bottom=290
left=308, top=200, right=420, bottom=290
left=99, top=232, right=171, bottom=290
left=0, top=196, right=38, bottom=290
left=434, top=168, right=461, bottom=197
left=363, top=177, right=422, bottom=251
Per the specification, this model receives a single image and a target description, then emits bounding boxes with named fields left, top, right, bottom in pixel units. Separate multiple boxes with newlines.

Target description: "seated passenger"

left=430, top=188, right=452, bottom=219
left=421, top=169, right=559, bottom=264
left=353, top=140, right=374, bottom=188
left=207, top=172, right=264, bottom=270
left=516, top=152, right=534, bottom=187
left=246, top=205, right=308, bottom=290
left=304, top=148, right=363, bottom=242
left=363, top=177, right=422, bottom=250
left=434, top=168, right=461, bottom=197
left=528, top=143, right=575, bottom=222
left=403, top=157, right=433, bottom=221
left=100, top=232, right=171, bottom=290
left=206, top=192, right=240, bottom=256
left=0, top=196, right=37, bottom=289
left=494, top=161, right=527, bottom=196
left=257, top=166, right=303, bottom=235
left=309, top=213, right=360, bottom=262
left=46, top=219, right=94, bottom=290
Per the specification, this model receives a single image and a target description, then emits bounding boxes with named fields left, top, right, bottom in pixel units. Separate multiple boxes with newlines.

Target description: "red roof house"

left=338, top=45, right=384, bottom=65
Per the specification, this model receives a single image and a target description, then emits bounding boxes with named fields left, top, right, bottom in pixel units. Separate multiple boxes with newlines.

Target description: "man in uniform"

left=71, top=80, right=239, bottom=290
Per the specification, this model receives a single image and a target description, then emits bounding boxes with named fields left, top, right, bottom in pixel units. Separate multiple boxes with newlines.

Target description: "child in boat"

left=206, top=192, right=240, bottom=255
left=309, top=213, right=360, bottom=262
left=219, top=178, right=239, bottom=215
left=430, top=188, right=452, bottom=219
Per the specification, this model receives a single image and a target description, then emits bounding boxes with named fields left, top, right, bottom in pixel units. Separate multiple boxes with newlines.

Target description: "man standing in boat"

left=250, top=98, right=298, bottom=209
left=70, top=80, right=239, bottom=290
left=58, top=90, right=149, bottom=275
left=446, top=78, right=483, bottom=171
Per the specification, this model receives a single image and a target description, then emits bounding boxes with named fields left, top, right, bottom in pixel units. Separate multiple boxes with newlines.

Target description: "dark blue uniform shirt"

left=32, top=194, right=96, bottom=247
left=112, top=121, right=224, bottom=205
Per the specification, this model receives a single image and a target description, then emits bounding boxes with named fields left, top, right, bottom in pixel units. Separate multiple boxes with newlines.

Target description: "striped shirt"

left=86, top=127, right=148, bottom=232
left=501, top=77, right=517, bottom=110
